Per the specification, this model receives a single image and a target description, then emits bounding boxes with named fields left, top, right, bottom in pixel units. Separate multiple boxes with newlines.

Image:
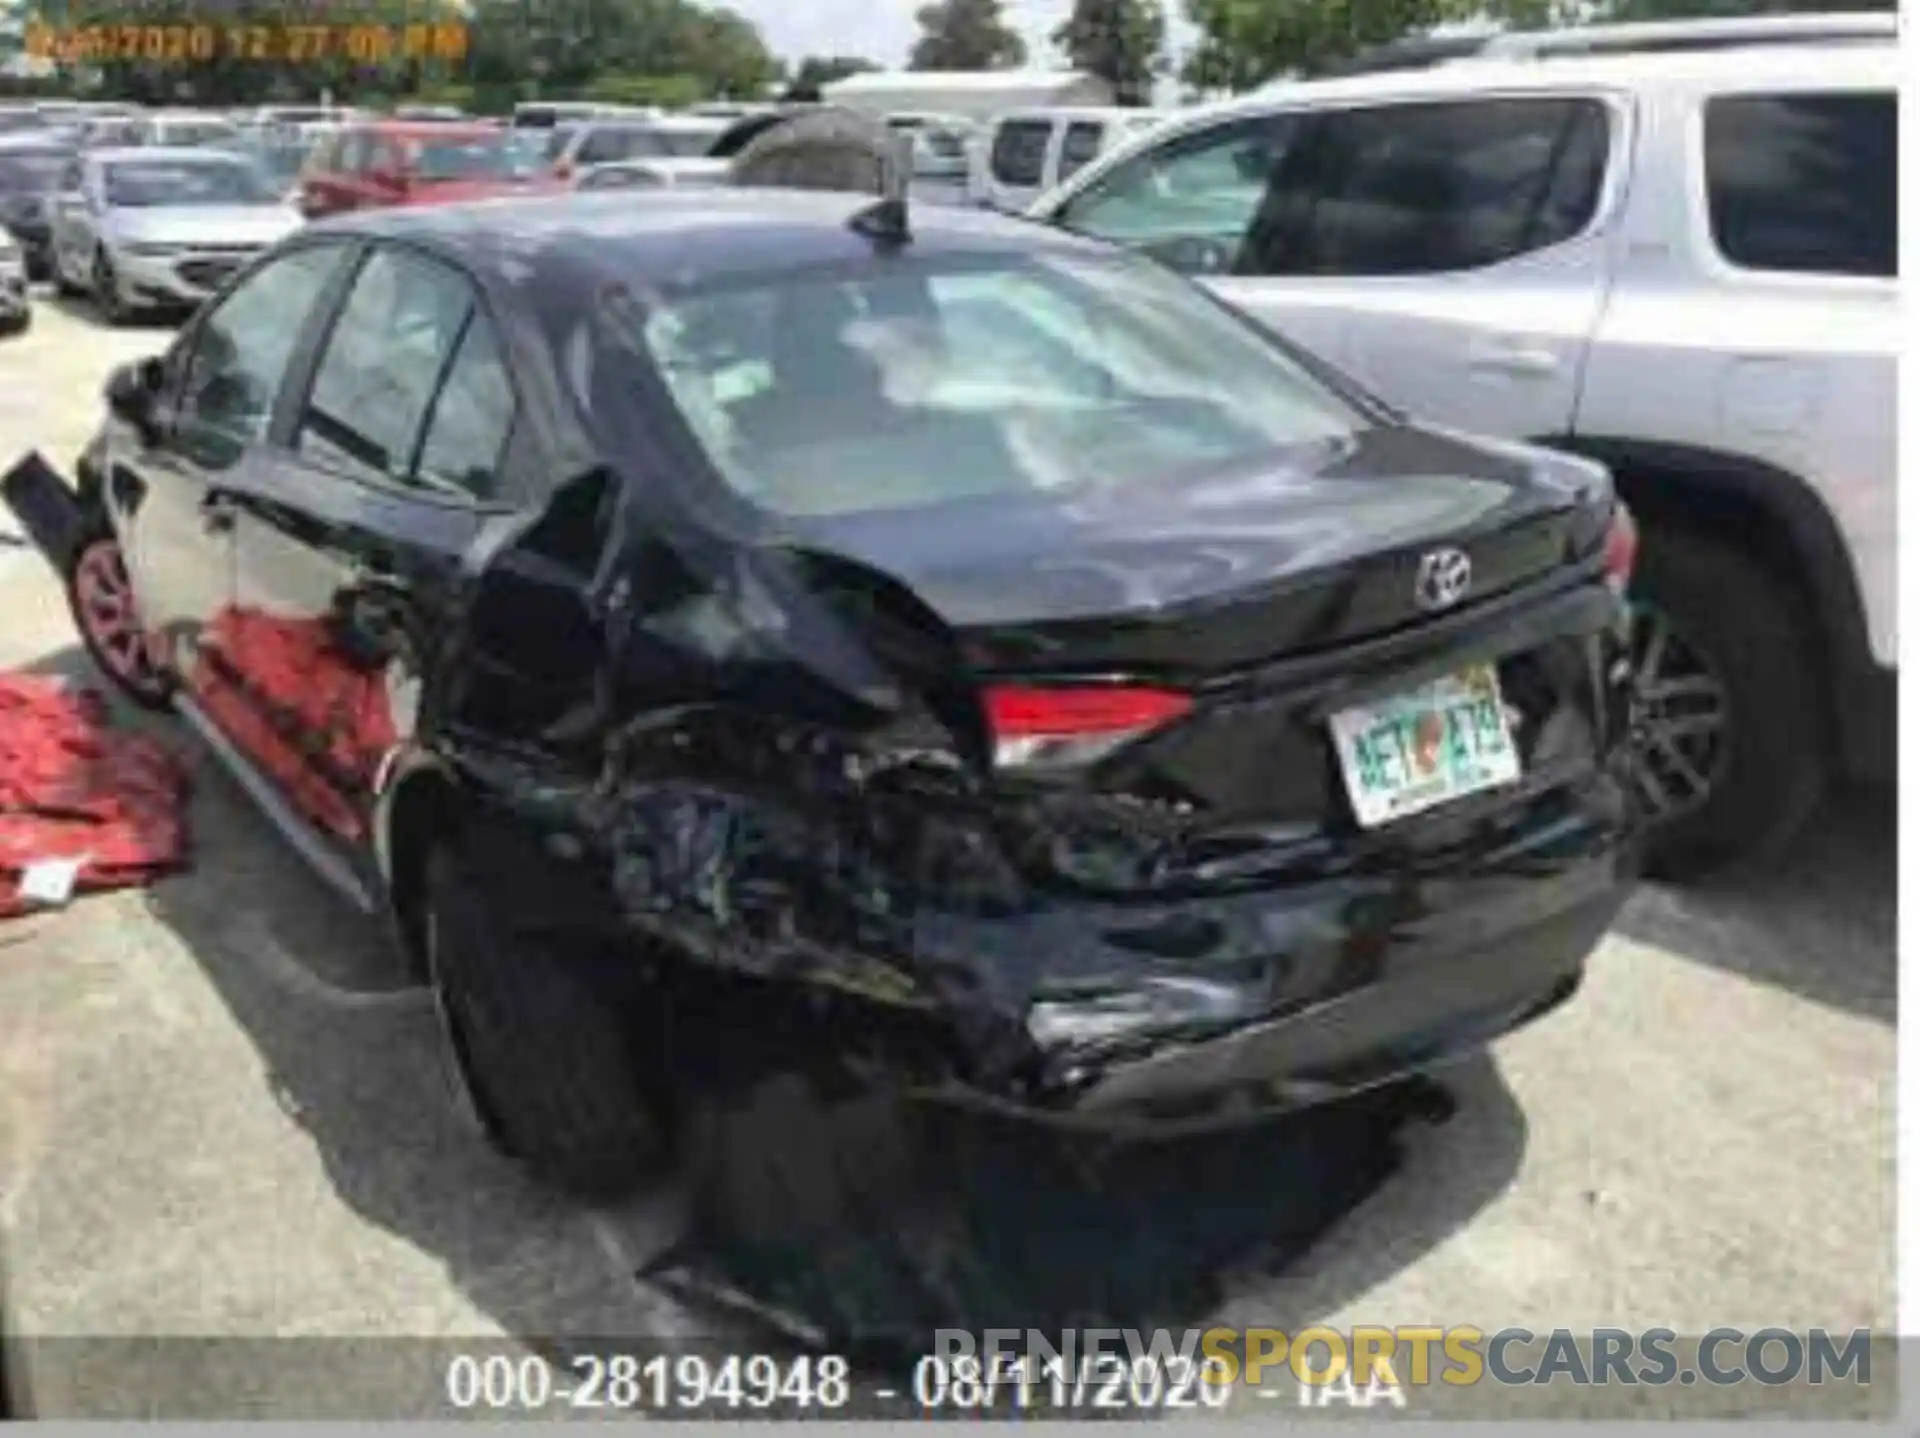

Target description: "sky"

left=726, top=0, right=1200, bottom=71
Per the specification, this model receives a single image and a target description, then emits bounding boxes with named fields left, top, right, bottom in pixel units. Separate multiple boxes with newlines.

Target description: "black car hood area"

left=784, top=424, right=1611, bottom=677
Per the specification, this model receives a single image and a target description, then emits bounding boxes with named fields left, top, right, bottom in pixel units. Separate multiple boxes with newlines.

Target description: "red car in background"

left=298, top=121, right=557, bottom=219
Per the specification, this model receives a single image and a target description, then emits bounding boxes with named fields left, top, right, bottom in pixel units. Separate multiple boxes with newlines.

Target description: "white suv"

left=1031, top=37, right=1897, bottom=878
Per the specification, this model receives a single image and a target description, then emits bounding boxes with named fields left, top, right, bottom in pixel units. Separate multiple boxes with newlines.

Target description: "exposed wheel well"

left=383, top=769, right=463, bottom=983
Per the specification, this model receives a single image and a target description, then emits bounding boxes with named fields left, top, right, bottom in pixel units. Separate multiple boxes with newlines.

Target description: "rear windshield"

left=104, top=158, right=277, bottom=206
left=640, top=251, right=1364, bottom=519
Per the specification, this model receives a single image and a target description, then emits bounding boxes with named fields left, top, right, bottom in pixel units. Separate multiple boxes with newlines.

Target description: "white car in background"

left=973, top=106, right=1168, bottom=212
left=46, top=147, right=303, bottom=322
left=1031, top=27, right=1897, bottom=876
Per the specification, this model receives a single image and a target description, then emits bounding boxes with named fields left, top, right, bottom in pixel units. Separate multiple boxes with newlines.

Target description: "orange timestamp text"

left=24, top=20, right=470, bottom=65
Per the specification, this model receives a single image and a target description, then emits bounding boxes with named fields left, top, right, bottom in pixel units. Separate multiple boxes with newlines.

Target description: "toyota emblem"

left=1414, top=547, right=1473, bottom=611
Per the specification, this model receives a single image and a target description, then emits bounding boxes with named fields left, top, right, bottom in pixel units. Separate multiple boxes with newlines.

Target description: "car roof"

left=318, top=186, right=1110, bottom=289
left=351, top=119, right=500, bottom=139
left=1231, top=35, right=1897, bottom=111
left=1072, top=39, right=1894, bottom=172
left=88, top=145, right=251, bottom=164
left=994, top=106, right=1163, bottom=125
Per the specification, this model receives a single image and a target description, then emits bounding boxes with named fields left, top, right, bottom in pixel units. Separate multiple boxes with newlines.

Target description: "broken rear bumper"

left=1016, top=864, right=1625, bottom=1134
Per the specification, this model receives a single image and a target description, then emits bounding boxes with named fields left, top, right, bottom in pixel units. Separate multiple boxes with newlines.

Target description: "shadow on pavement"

left=22, top=633, right=1520, bottom=1366
left=1614, top=788, right=1894, bottom=1024
left=16, top=646, right=1528, bottom=1408
left=33, top=289, right=181, bottom=335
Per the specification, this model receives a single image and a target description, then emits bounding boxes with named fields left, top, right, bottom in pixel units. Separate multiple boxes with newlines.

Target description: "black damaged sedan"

left=8, top=189, right=1640, bottom=1196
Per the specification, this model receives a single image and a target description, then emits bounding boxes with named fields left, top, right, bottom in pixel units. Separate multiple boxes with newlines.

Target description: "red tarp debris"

left=192, top=608, right=396, bottom=845
left=0, top=674, right=190, bottom=918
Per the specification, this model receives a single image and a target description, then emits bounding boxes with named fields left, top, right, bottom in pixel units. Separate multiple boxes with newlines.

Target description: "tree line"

left=0, top=0, right=1892, bottom=109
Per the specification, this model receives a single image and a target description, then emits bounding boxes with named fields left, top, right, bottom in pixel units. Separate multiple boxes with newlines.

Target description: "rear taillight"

left=1603, top=502, right=1638, bottom=595
left=984, top=684, right=1192, bottom=770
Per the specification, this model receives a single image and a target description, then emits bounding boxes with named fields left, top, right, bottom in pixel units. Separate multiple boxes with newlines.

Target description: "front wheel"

left=64, top=515, right=172, bottom=709
left=1626, top=522, right=1825, bottom=879
left=425, top=839, right=673, bottom=1199
left=91, top=248, right=133, bottom=326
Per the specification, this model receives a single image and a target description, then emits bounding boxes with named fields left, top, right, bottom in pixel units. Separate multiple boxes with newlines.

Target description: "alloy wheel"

left=1625, top=603, right=1730, bottom=823
left=72, top=538, right=162, bottom=692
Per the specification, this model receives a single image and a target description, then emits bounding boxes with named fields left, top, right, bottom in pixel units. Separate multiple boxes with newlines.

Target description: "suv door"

left=1580, top=78, right=1898, bottom=670
left=221, top=243, right=518, bottom=863
left=109, top=242, right=353, bottom=720
left=1048, top=96, right=1618, bottom=439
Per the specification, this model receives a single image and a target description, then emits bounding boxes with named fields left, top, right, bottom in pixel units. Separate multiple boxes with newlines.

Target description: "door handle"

left=200, top=494, right=235, bottom=533
left=1467, top=339, right=1560, bottom=378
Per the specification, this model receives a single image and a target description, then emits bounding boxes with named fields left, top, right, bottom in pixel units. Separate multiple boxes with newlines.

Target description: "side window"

left=415, top=315, right=515, bottom=500
left=296, top=247, right=509, bottom=498
left=1054, top=115, right=1295, bottom=273
left=58, top=157, right=82, bottom=192
left=577, top=127, right=637, bottom=164
left=990, top=120, right=1052, bottom=187
left=1244, top=98, right=1610, bottom=277
left=1057, top=121, right=1105, bottom=181
left=175, top=244, right=350, bottom=463
left=1703, top=91, right=1895, bottom=278
left=335, top=131, right=370, bottom=173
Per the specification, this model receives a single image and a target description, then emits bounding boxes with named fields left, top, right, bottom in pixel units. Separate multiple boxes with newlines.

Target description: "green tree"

left=1054, top=0, right=1165, bottom=103
left=908, top=0, right=1027, bottom=69
left=1181, top=0, right=1478, bottom=91
left=464, top=0, right=778, bottom=105
left=784, top=53, right=878, bottom=101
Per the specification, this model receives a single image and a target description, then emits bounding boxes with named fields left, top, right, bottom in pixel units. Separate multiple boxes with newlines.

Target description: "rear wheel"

left=425, top=840, right=673, bottom=1200
left=1627, top=522, right=1825, bottom=878
left=64, top=516, right=172, bottom=709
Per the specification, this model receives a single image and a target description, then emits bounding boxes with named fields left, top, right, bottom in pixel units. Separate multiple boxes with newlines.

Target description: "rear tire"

left=425, top=841, right=672, bottom=1200
left=1628, top=521, right=1825, bottom=879
left=63, top=512, right=172, bottom=710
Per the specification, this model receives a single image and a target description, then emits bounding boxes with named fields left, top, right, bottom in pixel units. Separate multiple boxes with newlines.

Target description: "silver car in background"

left=46, top=147, right=303, bottom=323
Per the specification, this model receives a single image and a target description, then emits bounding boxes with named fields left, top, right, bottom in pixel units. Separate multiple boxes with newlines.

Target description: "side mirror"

left=105, top=357, right=163, bottom=438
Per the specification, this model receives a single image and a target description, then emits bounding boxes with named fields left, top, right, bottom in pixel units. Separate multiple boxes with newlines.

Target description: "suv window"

left=297, top=247, right=510, bottom=498
left=176, top=244, right=350, bottom=465
left=1057, top=120, right=1106, bottom=180
left=1244, top=97, right=1610, bottom=276
left=1055, top=115, right=1295, bottom=270
left=577, top=125, right=658, bottom=165
left=1703, top=91, right=1895, bottom=278
left=990, top=119, right=1052, bottom=187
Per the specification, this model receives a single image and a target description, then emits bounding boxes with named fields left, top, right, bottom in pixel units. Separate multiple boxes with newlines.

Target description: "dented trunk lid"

left=787, top=425, right=1610, bottom=681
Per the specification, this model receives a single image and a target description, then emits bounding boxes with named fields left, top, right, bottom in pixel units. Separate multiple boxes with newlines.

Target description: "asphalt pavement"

left=0, top=294, right=1896, bottom=1419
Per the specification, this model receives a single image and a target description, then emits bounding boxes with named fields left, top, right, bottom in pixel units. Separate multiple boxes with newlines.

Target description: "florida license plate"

left=1330, top=664, right=1520, bottom=828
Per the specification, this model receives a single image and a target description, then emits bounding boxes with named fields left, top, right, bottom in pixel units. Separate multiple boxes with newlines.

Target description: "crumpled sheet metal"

left=0, top=675, right=190, bottom=917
